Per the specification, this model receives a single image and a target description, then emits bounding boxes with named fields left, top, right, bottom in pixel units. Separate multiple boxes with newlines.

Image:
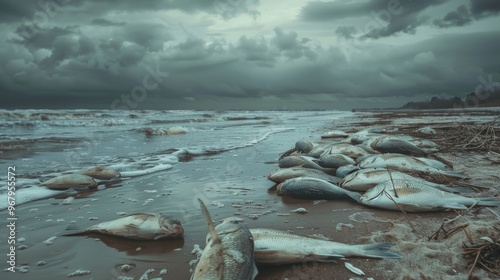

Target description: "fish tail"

left=198, top=199, right=220, bottom=243
left=476, top=198, right=500, bottom=207
left=356, top=243, right=403, bottom=259
left=434, top=185, right=475, bottom=194
left=346, top=191, right=362, bottom=202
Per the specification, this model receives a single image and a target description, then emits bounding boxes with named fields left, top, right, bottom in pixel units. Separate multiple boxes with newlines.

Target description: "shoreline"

left=1, top=109, right=499, bottom=280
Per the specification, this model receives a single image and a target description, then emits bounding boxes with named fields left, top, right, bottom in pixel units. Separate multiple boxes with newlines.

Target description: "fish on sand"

left=340, top=168, right=472, bottom=193
left=63, top=213, right=184, bottom=240
left=267, top=167, right=341, bottom=184
left=360, top=179, right=500, bottom=212
left=250, top=228, right=402, bottom=264
left=80, top=166, right=121, bottom=180
left=41, top=174, right=98, bottom=190
left=191, top=199, right=257, bottom=280
left=277, top=177, right=361, bottom=202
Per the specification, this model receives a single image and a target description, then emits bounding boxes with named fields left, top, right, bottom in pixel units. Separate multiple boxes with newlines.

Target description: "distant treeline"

left=401, top=86, right=500, bottom=109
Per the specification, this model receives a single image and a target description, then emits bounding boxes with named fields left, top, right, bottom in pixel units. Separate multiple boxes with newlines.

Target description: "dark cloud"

left=237, top=35, right=276, bottom=67
left=301, top=0, right=448, bottom=38
left=121, top=23, right=173, bottom=52
left=90, top=18, right=126, bottom=27
left=12, top=25, right=77, bottom=51
left=434, top=0, right=500, bottom=28
left=335, top=26, right=359, bottom=39
left=271, top=27, right=318, bottom=61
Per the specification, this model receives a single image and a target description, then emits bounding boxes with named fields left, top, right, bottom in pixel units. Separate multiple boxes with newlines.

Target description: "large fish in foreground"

left=191, top=199, right=257, bottom=280
left=360, top=179, right=500, bottom=212
left=357, top=154, right=467, bottom=179
left=250, top=228, right=402, bottom=264
left=64, top=213, right=184, bottom=240
left=340, top=168, right=473, bottom=193
left=277, top=177, right=361, bottom=202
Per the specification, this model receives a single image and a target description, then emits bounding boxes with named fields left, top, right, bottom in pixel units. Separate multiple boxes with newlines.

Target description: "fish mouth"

left=172, top=223, right=184, bottom=238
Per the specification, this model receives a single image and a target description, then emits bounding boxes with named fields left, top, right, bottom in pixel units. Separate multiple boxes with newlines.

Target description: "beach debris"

left=417, top=126, right=437, bottom=135
left=63, top=213, right=184, bottom=240
left=191, top=199, right=257, bottom=280
left=139, top=268, right=155, bottom=280
left=36, top=261, right=46, bottom=266
left=463, top=235, right=500, bottom=278
left=360, top=179, right=500, bottom=212
left=41, top=174, right=97, bottom=190
left=80, top=166, right=120, bottom=180
left=290, top=207, right=308, bottom=214
left=277, top=177, right=361, bottom=202
left=61, top=196, right=75, bottom=205
left=43, top=236, right=57, bottom=245
left=144, top=126, right=189, bottom=136
left=67, top=269, right=91, bottom=277
left=336, top=223, right=354, bottom=231
left=250, top=228, right=402, bottom=265
left=345, top=262, right=365, bottom=276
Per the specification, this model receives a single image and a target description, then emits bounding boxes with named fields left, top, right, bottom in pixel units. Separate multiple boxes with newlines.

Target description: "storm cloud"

left=0, top=0, right=499, bottom=110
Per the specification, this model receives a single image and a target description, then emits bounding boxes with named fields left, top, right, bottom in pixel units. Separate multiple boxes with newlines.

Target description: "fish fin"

left=476, top=198, right=500, bottom=208
left=441, top=202, right=469, bottom=210
left=198, top=199, right=220, bottom=243
left=252, top=262, right=259, bottom=280
left=356, top=243, right=403, bottom=259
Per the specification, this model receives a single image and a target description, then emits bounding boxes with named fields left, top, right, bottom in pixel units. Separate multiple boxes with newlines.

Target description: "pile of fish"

left=269, top=128, right=500, bottom=212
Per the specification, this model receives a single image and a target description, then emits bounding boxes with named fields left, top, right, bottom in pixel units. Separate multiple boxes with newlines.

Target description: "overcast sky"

left=1, top=0, right=499, bottom=110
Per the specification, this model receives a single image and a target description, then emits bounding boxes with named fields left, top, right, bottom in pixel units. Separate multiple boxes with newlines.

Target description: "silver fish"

left=64, top=213, right=184, bottom=240
left=318, top=153, right=355, bottom=168
left=277, top=177, right=361, bottom=202
left=360, top=179, right=500, bottom=212
left=370, top=136, right=427, bottom=156
left=322, top=143, right=370, bottom=159
left=321, top=130, right=349, bottom=139
left=191, top=199, right=257, bottom=280
left=278, top=156, right=336, bottom=175
left=295, top=140, right=314, bottom=153
left=357, top=154, right=467, bottom=179
left=80, top=166, right=121, bottom=180
left=41, top=174, right=97, bottom=190
left=340, top=168, right=472, bottom=193
left=267, top=167, right=341, bottom=184
left=336, top=165, right=360, bottom=178
left=250, top=228, right=402, bottom=264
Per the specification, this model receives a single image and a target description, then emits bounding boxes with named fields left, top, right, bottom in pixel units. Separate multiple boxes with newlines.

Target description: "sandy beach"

left=2, top=109, right=500, bottom=280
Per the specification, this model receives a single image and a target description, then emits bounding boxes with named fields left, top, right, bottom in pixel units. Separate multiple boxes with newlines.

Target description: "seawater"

left=0, top=109, right=352, bottom=209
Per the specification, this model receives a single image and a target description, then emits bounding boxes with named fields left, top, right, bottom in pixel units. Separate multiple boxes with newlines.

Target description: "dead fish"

left=360, top=179, right=500, bottom=212
left=340, top=168, right=473, bottom=193
left=357, top=154, right=468, bottom=179
left=321, top=130, right=349, bottom=139
left=318, top=154, right=355, bottom=168
left=417, top=127, right=437, bottom=135
left=41, top=174, right=97, bottom=190
left=370, top=136, right=427, bottom=156
left=267, top=167, right=341, bottom=184
left=80, top=166, right=121, bottom=180
left=278, top=156, right=336, bottom=175
left=191, top=199, right=257, bottom=280
left=336, top=165, right=360, bottom=178
left=64, top=213, right=184, bottom=240
left=277, top=177, right=361, bottom=202
left=250, top=228, right=402, bottom=264
left=322, top=143, right=370, bottom=159
left=295, top=140, right=314, bottom=153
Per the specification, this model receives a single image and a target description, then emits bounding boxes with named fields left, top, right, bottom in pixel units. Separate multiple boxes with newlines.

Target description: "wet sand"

left=3, top=109, right=500, bottom=280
